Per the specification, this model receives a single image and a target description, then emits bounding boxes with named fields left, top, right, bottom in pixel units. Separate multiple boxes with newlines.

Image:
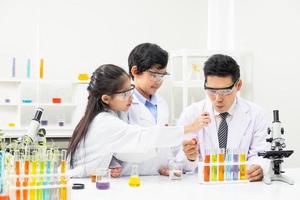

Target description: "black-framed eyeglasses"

left=112, top=84, right=135, bottom=100
left=146, top=70, right=170, bottom=82
left=204, top=79, right=239, bottom=96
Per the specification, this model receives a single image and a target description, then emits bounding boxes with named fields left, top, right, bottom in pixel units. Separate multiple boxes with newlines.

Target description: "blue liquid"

left=27, top=59, right=31, bottom=79
left=225, top=152, right=232, bottom=181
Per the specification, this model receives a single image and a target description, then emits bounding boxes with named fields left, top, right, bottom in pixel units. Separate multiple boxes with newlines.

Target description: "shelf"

left=0, top=79, right=22, bottom=83
left=0, top=103, right=19, bottom=107
left=2, top=126, right=74, bottom=138
left=20, top=103, right=77, bottom=107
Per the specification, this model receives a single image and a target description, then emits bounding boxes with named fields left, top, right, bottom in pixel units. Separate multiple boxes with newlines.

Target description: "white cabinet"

left=169, top=49, right=253, bottom=123
left=0, top=79, right=88, bottom=138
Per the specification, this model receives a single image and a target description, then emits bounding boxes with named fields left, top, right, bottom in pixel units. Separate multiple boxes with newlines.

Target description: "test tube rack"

left=198, top=149, right=249, bottom=184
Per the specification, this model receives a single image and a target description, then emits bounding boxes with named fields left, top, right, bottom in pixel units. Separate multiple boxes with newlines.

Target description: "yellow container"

left=78, top=73, right=89, bottom=81
left=8, top=123, right=16, bottom=127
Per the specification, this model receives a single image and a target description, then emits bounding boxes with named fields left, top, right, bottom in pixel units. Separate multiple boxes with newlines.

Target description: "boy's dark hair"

left=128, top=43, right=168, bottom=79
left=204, top=54, right=240, bottom=83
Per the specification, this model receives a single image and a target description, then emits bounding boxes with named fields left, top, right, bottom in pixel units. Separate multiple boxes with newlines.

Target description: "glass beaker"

left=168, top=159, right=183, bottom=180
left=95, top=168, right=110, bottom=190
left=128, top=165, right=140, bottom=187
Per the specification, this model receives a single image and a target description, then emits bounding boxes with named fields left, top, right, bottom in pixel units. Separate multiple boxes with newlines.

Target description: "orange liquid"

left=90, top=175, right=97, bottom=183
left=23, top=180, right=28, bottom=200
left=204, top=154, right=210, bottom=182
left=218, top=153, right=224, bottom=181
left=61, top=160, right=66, bottom=174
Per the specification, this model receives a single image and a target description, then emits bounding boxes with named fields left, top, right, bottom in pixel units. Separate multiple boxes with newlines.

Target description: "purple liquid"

left=96, top=181, right=110, bottom=190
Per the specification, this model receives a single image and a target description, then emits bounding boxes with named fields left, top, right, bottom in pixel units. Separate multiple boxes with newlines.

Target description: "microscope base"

left=264, top=173, right=294, bottom=185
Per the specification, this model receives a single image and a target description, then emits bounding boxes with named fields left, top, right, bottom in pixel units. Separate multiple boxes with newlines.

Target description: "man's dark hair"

left=204, top=54, right=240, bottom=83
left=128, top=43, right=168, bottom=79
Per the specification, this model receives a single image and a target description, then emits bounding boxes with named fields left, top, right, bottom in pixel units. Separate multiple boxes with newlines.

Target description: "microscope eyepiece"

left=273, top=110, right=280, bottom=123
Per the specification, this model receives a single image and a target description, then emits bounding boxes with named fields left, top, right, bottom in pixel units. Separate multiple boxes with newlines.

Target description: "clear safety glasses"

left=113, top=84, right=135, bottom=100
left=204, top=79, right=238, bottom=96
left=146, top=70, right=170, bottom=82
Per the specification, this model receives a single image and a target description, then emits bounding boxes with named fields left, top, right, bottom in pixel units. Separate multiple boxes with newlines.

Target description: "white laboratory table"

left=69, top=168, right=300, bottom=200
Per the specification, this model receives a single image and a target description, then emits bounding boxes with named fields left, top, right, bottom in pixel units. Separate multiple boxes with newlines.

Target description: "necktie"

left=218, top=112, right=229, bottom=149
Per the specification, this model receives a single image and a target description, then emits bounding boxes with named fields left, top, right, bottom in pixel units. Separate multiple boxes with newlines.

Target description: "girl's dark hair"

left=204, top=54, right=240, bottom=83
left=67, top=64, right=130, bottom=168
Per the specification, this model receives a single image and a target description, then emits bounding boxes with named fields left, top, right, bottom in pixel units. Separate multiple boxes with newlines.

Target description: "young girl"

left=67, top=64, right=203, bottom=177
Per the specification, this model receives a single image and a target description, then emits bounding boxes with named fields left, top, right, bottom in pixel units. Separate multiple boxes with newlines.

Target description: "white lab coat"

left=114, top=93, right=175, bottom=176
left=176, top=96, right=270, bottom=175
left=68, top=110, right=183, bottom=177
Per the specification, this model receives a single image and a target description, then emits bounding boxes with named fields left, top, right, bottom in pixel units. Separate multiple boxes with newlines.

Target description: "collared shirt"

left=214, top=98, right=237, bottom=129
left=134, top=89, right=158, bottom=122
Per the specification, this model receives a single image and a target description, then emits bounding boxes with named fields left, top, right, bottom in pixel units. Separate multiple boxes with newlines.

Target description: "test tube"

left=60, top=150, right=67, bottom=200
left=43, top=150, right=52, bottom=200
left=26, top=58, right=31, bottom=79
left=37, top=149, right=45, bottom=200
left=203, top=149, right=210, bottom=182
left=225, top=149, right=232, bottom=181
left=239, top=150, right=247, bottom=180
left=15, top=150, right=21, bottom=200
left=211, top=149, right=218, bottom=182
left=23, top=150, right=30, bottom=200
left=39, top=58, right=44, bottom=79
left=218, top=149, right=225, bottom=182
left=29, top=151, right=37, bottom=200
left=0, top=150, right=4, bottom=194
left=232, top=149, right=240, bottom=181
left=51, top=149, right=60, bottom=200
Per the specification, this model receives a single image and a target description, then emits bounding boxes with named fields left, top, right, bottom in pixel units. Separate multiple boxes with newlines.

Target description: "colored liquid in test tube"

left=37, top=149, right=45, bottom=200
left=43, top=150, right=52, bottom=200
left=60, top=150, right=67, bottom=200
left=203, top=150, right=210, bottom=182
left=218, top=149, right=225, bottom=181
left=23, top=150, right=30, bottom=200
left=0, top=151, right=4, bottom=194
left=211, top=150, right=218, bottom=182
left=232, top=150, right=240, bottom=181
left=14, top=150, right=21, bottom=200
left=30, top=151, right=37, bottom=200
left=240, top=151, right=247, bottom=180
left=225, top=149, right=232, bottom=181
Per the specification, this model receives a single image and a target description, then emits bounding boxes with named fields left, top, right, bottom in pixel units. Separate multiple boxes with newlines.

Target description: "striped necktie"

left=218, top=112, right=229, bottom=149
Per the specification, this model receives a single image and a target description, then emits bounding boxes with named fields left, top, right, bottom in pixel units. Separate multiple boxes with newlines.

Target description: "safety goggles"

left=146, top=70, right=170, bottom=82
left=113, top=84, right=135, bottom=100
left=204, top=79, right=238, bottom=96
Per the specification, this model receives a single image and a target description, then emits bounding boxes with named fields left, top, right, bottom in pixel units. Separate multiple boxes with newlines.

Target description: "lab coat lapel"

left=227, top=99, right=251, bottom=149
left=132, top=94, right=156, bottom=125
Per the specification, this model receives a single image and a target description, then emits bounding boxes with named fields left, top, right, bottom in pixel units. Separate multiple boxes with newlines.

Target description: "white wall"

left=234, top=0, right=300, bottom=167
left=0, top=0, right=208, bottom=79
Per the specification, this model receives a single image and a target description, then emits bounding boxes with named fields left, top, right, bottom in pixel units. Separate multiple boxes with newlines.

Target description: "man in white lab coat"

left=177, top=54, right=269, bottom=181
left=109, top=43, right=173, bottom=177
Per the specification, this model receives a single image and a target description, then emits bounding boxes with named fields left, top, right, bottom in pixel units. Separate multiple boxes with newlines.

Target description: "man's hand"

left=247, top=164, right=263, bottom=181
left=110, top=166, right=122, bottom=178
left=182, top=139, right=199, bottom=161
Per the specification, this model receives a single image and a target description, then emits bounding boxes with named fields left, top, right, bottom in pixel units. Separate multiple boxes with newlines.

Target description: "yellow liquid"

left=60, top=177, right=68, bottom=200
left=128, top=176, right=140, bottom=187
left=240, top=165, right=247, bottom=180
left=240, top=153, right=246, bottom=162
left=29, top=181, right=36, bottom=200
left=61, top=160, right=66, bottom=174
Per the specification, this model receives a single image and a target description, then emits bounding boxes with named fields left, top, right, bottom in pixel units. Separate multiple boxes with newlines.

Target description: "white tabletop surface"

left=69, top=168, right=300, bottom=200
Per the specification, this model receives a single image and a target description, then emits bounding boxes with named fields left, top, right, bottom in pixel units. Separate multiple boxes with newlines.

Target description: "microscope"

left=18, top=107, right=46, bottom=146
left=258, top=110, right=294, bottom=185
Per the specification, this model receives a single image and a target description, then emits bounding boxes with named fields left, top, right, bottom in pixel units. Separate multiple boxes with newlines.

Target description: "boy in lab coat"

left=177, top=54, right=269, bottom=181
left=110, top=43, right=173, bottom=177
